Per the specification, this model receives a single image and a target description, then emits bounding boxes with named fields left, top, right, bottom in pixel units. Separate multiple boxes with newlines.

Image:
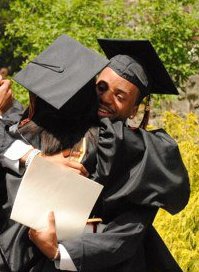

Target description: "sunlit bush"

left=154, top=112, right=199, bottom=272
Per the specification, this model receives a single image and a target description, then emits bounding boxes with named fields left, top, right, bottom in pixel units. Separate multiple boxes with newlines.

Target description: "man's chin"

left=98, top=114, right=116, bottom=121
left=98, top=115, right=127, bottom=123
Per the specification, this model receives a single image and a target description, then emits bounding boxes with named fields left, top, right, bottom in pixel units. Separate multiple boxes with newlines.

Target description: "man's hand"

left=0, top=76, right=13, bottom=115
left=29, top=211, right=59, bottom=260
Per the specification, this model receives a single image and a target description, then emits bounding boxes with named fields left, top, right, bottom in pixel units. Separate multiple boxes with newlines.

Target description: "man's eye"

left=97, top=85, right=104, bottom=92
left=116, top=94, right=125, bottom=101
left=96, top=81, right=108, bottom=93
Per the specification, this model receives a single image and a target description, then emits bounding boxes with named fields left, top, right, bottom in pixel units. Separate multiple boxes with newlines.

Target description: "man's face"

left=96, top=67, right=141, bottom=121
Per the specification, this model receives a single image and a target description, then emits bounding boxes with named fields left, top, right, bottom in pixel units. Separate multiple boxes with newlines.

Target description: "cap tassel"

left=19, top=93, right=37, bottom=127
left=139, top=95, right=150, bottom=130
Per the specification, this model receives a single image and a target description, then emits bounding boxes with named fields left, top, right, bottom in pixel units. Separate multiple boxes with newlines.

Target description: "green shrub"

left=6, top=0, right=133, bottom=105
left=12, top=80, right=29, bottom=106
left=4, top=0, right=198, bottom=105
left=154, top=112, right=199, bottom=272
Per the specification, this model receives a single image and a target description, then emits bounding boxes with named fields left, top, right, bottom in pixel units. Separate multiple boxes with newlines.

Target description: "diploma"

left=11, top=155, right=103, bottom=241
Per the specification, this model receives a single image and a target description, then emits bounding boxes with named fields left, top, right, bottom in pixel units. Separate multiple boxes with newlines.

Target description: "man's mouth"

left=98, top=105, right=114, bottom=117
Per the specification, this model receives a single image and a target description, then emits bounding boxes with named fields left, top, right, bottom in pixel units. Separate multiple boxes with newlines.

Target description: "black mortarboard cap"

left=14, top=34, right=109, bottom=109
left=97, top=39, right=178, bottom=96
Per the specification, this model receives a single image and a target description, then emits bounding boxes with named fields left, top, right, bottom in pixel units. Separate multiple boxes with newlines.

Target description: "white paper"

left=10, top=155, right=103, bottom=241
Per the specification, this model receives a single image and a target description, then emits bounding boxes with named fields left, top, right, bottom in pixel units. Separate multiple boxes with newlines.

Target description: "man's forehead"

left=97, top=67, right=139, bottom=91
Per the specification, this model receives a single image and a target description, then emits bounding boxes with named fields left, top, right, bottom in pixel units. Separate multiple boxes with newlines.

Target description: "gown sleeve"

left=63, top=206, right=157, bottom=272
left=93, top=118, right=190, bottom=215
left=0, top=100, right=23, bottom=154
left=0, top=120, right=15, bottom=154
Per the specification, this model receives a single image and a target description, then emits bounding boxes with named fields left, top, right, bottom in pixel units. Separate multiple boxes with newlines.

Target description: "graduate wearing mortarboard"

left=51, top=39, right=189, bottom=272
left=0, top=35, right=108, bottom=271
left=0, top=36, right=189, bottom=272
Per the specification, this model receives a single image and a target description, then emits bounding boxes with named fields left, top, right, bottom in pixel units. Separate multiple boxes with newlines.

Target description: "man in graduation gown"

left=0, top=37, right=189, bottom=272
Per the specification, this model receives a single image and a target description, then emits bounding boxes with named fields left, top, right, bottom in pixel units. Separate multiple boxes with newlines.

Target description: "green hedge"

left=154, top=112, right=199, bottom=272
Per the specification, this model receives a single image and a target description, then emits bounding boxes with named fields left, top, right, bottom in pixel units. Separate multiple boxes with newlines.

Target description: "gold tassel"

left=139, top=95, right=151, bottom=129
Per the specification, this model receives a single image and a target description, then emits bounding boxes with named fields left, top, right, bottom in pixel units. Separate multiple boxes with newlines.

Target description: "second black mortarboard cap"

left=97, top=38, right=178, bottom=96
left=14, top=34, right=109, bottom=109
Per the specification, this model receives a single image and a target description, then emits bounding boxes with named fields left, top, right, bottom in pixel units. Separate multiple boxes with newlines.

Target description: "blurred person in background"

left=0, top=74, right=23, bottom=123
left=0, top=67, right=9, bottom=79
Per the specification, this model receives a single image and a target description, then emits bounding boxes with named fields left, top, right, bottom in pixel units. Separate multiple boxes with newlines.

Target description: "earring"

left=128, top=115, right=134, bottom=120
left=129, top=115, right=134, bottom=120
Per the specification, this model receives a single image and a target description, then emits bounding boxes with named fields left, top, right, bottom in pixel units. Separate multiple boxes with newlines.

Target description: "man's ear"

left=129, top=105, right=139, bottom=119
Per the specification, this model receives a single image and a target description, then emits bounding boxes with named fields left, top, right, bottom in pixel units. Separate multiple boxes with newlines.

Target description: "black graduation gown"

left=0, top=118, right=189, bottom=272
left=0, top=100, right=23, bottom=231
left=2, top=100, right=24, bottom=125
left=0, top=99, right=24, bottom=154
left=61, top=119, right=189, bottom=272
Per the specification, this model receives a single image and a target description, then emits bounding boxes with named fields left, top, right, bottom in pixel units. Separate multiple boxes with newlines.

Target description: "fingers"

left=7, top=88, right=12, bottom=96
left=62, top=149, right=81, bottom=158
left=62, top=149, right=81, bottom=160
left=63, top=150, right=80, bottom=159
left=70, top=151, right=81, bottom=158
left=64, top=160, right=89, bottom=177
left=43, top=152, right=89, bottom=177
left=6, top=89, right=13, bottom=101
left=28, top=229, right=32, bottom=240
left=28, top=228, right=36, bottom=240
left=0, top=79, right=12, bottom=91
left=48, top=211, right=56, bottom=231
left=62, top=149, right=71, bottom=158
left=28, top=211, right=56, bottom=240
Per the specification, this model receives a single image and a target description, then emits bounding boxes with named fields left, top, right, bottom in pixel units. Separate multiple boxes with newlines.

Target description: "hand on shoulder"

left=41, top=150, right=89, bottom=177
